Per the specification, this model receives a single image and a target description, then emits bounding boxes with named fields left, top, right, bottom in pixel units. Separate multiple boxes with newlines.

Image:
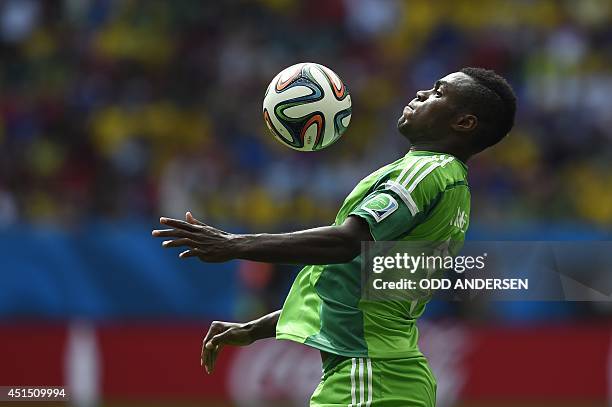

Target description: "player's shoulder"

left=390, top=153, right=467, bottom=190
left=382, top=153, right=468, bottom=211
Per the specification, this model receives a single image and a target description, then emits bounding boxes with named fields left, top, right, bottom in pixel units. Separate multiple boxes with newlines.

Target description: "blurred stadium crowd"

left=0, top=0, right=611, bottom=231
left=1, top=3, right=611, bottom=404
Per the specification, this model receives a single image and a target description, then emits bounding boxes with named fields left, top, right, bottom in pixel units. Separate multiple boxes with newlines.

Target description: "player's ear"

left=451, top=114, right=478, bottom=133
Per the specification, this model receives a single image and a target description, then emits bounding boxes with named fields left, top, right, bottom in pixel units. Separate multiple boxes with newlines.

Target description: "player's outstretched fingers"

left=202, top=340, right=213, bottom=373
left=160, top=217, right=201, bottom=232
left=186, top=211, right=207, bottom=227
left=210, top=344, right=222, bottom=373
left=204, top=339, right=224, bottom=374
left=202, top=322, right=222, bottom=374
left=207, top=334, right=228, bottom=373
left=179, top=248, right=205, bottom=259
left=203, top=343, right=219, bottom=374
left=203, top=342, right=217, bottom=374
left=152, top=229, right=194, bottom=238
left=203, top=342, right=215, bottom=374
left=202, top=331, right=225, bottom=374
left=162, top=238, right=199, bottom=248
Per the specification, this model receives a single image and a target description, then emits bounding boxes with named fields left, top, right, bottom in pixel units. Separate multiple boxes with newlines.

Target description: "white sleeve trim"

left=383, top=180, right=419, bottom=216
left=407, top=156, right=455, bottom=193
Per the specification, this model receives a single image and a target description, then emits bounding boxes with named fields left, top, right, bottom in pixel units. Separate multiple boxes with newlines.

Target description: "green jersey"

left=276, top=150, right=470, bottom=359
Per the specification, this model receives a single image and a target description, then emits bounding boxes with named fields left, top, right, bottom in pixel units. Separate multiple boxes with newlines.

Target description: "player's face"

left=398, top=72, right=473, bottom=142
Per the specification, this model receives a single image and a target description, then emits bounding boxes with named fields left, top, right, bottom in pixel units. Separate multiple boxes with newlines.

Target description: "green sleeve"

left=349, top=171, right=458, bottom=241
left=350, top=187, right=416, bottom=241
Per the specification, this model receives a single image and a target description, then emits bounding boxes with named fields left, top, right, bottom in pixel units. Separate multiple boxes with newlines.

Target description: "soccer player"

left=152, top=67, right=516, bottom=406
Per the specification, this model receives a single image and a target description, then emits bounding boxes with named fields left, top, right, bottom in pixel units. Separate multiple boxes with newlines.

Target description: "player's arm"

left=152, top=212, right=372, bottom=264
left=201, top=310, right=280, bottom=374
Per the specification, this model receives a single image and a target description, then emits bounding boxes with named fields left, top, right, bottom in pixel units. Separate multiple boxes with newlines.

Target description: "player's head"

left=398, top=67, right=516, bottom=159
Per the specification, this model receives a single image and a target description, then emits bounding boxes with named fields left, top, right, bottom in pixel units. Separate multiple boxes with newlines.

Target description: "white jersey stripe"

left=395, top=156, right=421, bottom=186
left=366, top=358, right=373, bottom=407
left=384, top=181, right=419, bottom=216
left=350, top=358, right=356, bottom=407
left=407, top=156, right=455, bottom=193
left=358, top=358, right=364, bottom=406
left=399, top=156, right=438, bottom=187
left=396, top=156, right=435, bottom=186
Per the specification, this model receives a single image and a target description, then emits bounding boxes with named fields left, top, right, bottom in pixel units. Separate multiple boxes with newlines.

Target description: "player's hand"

left=201, top=321, right=254, bottom=374
left=152, top=212, right=236, bottom=262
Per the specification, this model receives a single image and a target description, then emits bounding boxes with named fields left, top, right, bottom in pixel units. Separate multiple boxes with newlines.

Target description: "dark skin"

left=153, top=212, right=371, bottom=374
left=152, top=71, right=482, bottom=374
left=153, top=212, right=371, bottom=264
left=398, top=71, right=479, bottom=163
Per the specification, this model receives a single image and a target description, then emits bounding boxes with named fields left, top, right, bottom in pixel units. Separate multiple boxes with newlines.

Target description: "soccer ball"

left=263, top=63, right=352, bottom=151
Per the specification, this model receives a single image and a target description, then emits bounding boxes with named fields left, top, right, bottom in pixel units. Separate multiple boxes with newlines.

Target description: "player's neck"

left=409, top=142, right=471, bottom=163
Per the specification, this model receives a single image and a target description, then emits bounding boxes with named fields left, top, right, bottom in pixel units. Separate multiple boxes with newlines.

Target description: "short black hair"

left=458, top=67, right=517, bottom=152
